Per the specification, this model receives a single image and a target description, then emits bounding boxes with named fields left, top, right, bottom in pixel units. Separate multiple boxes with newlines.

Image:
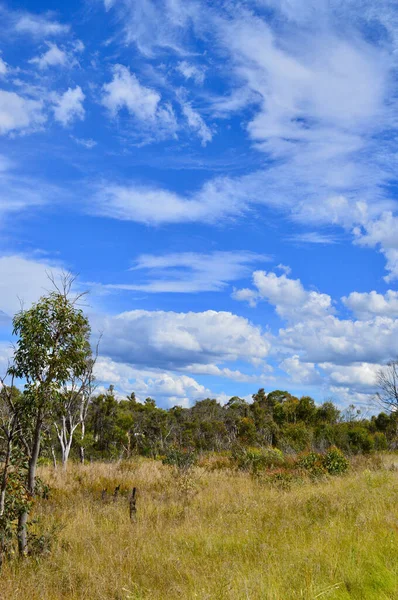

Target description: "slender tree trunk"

left=18, top=409, right=43, bottom=557
left=17, top=511, right=28, bottom=556
left=0, top=437, right=11, bottom=517
left=79, top=420, right=86, bottom=464
left=51, top=446, right=57, bottom=470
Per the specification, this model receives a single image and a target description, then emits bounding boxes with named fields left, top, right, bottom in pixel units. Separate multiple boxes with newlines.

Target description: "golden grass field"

left=1, top=455, right=398, bottom=600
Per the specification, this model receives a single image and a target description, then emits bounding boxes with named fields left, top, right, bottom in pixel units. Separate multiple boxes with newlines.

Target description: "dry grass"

left=1, top=455, right=398, bottom=599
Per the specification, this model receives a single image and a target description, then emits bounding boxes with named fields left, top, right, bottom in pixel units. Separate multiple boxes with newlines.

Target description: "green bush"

left=373, top=432, right=388, bottom=451
left=323, top=446, right=349, bottom=475
left=232, top=446, right=285, bottom=473
left=297, top=451, right=326, bottom=477
left=298, top=447, right=349, bottom=477
left=162, top=447, right=197, bottom=470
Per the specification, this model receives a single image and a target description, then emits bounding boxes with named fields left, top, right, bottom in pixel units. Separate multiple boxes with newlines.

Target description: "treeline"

left=43, top=386, right=394, bottom=463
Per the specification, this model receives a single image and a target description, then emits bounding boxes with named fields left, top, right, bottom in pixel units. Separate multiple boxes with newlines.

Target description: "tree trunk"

left=0, top=437, right=11, bottom=517
left=18, top=409, right=43, bottom=557
left=79, top=420, right=86, bottom=464
left=17, top=511, right=28, bottom=557
left=51, top=446, right=57, bottom=470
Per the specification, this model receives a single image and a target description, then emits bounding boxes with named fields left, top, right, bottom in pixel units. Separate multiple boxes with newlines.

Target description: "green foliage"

left=10, top=290, right=91, bottom=390
left=323, top=447, right=349, bottom=475
left=232, top=446, right=285, bottom=473
left=297, top=451, right=327, bottom=477
left=373, top=432, right=388, bottom=451
left=162, top=447, right=198, bottom=470
left=298, top=447, right=349, bottom=477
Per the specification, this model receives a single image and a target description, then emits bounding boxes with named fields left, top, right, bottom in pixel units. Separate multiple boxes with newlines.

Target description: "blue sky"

left=1, top=0, right=398, bottom=409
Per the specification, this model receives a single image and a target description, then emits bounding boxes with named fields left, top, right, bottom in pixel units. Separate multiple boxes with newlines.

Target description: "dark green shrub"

left=373, top=432, right=388, bottom=451
left=347, top=427, right=374, bottom=454
left=322, top=447, right=349, bottom=475
left=162, top=447, right=197, bottom=470
left=279, top=423, right=312, bottom=452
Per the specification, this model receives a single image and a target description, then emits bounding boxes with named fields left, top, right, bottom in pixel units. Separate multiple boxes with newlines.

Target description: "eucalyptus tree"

left=9, top=274, right=92, bottom=555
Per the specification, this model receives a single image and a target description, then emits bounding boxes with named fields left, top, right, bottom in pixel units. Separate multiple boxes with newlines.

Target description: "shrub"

left=232, top=446, right=284, bottom=474
left=298, top=448, right=349, bottom=477
left=162, top=447, right=197, bottom=470
left=323, top=447, right=349, bottom=475
left=373, top=432, right=388, bottom=451
left=279, top=423, right=313, bottom=453
left=297, top=451, right=326, bottom=478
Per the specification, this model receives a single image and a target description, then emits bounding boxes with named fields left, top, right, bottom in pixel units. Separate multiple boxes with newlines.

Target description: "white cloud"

left=91, top=174, right=248, bottom=224
left=278, top=315, right=398, bottom=366
left=102, top=65, right=161, bottom=120
left=99, top=251, right=268, bottom=293
left=70, top=136, right=97, bottom=149
left=104, top=0, right=199, bottom=57
left=53, top=86, right=85, bottom=126
left=94, top=356, right=213, bottom=407
left=279, top=355, right=321, bottom=385
left=101, top=64, right=178, bottom=140
left=343, top=290, right=398, bottom=320
left=13, top=12, right=69, bottom=37
left=0, top=255, right=65, bottom=317
left=319, top=362, right=379, bottom=390
left=0, top=58, right=7, bottom=76
left=182, top=363, right=258, bottom=383
left=287, top=232, right=338, bottom=245
left=176, top=61, right=206, bottom=84
left=233, top=270, right=333, bottom=321
left=29, top=43, right=68, bottom=70
left=0, top=90, right=45, bottom=135
left=181, top=101, right=213, bottom=145
left=94, top=309, right=270, bottom=371
left=354, top=212, right=398, bottom=281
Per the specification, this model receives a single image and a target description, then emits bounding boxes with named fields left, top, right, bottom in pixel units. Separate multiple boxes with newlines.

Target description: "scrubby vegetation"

left=1, top=455, right=398, bottom=599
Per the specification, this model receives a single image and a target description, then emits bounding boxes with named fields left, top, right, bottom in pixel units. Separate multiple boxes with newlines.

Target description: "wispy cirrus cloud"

left=94, top=250, right=270, bottom=294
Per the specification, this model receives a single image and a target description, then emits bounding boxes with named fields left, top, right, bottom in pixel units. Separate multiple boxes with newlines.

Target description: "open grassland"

left=2, top=456, right=398, bottom=600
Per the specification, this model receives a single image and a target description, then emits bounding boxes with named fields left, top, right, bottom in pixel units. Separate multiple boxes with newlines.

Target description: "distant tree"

left=52, top=354, right=96, bottom=468
left=315, top=401, right=340, bottom=424
left=376, top=360, right=398, bottom=413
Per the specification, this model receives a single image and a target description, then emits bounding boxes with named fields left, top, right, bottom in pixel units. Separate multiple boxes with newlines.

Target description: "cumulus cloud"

left=102, top=64, right=161, bottom=120
left=94, top=356, right=213, bottom=407
left=233, top=270, right=333, bottom=320
left=319, top=361, right=379, bottom=389
left=343, top=290, right=398, bottom=320
left=94, top=309, right=270, bottom=371
left=279, top=355, right=321, bottom=385
left=29, top=43, right=68, bottom=70
left=101, top=64, right=178, bottom=139
left=0, top=90, right=45, bottom=135
left=52, top=86, right=85, bottom=126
